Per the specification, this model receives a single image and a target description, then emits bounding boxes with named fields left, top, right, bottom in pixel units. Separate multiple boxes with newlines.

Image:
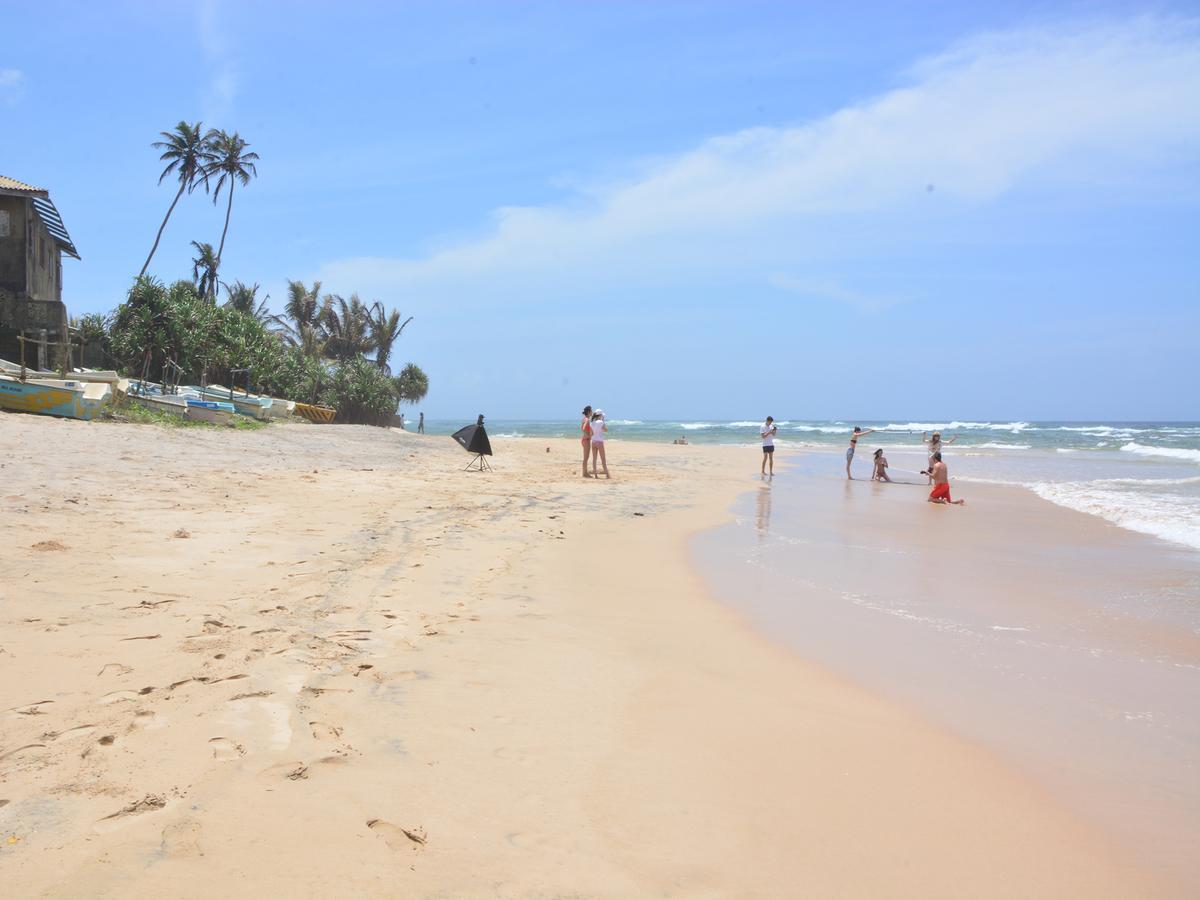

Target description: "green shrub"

left=320, top=356, right=399, bottom=425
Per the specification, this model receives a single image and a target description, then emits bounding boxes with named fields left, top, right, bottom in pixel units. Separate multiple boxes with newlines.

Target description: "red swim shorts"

left=929, top=483, right=951, bottom=501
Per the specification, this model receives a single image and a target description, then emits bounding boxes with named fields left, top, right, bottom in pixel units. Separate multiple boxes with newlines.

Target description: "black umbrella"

left=452, top=414, right=492, bottom=470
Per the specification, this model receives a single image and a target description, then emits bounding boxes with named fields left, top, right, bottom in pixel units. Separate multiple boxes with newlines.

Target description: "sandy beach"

left=0, top=417, right=1183, bottom=897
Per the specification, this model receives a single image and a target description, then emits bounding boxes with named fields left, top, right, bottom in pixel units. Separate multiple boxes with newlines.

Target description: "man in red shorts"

left=926, top=452, right=965, bottom=505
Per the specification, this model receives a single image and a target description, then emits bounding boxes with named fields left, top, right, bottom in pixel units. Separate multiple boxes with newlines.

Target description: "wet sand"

left=0, top=416, right=1178, bottom=897
left=698, top=450, right=1200, bottom=890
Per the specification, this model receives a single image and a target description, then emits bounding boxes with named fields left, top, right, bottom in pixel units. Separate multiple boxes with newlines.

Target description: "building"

left=0, top=175, right=80, bottom=368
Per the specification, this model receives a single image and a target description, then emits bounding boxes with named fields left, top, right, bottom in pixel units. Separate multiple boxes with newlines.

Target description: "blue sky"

left=3, top=1, right=1198, bottom=420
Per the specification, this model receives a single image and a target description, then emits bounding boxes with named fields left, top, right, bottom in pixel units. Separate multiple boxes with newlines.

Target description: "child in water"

left=870, top=448, right=891, bottom=482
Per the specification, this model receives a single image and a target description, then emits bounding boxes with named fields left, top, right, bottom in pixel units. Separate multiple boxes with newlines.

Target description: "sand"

left=0, top=415, right=1177, bottom=897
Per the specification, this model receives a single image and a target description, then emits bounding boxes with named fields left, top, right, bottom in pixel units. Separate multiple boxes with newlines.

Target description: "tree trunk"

left=139, top=182, right=186, bottom=277
left=213, top=182, right=235, bottom=300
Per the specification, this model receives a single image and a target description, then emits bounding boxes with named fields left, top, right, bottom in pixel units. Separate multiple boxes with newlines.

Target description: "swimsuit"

left=582, top=418, right=592, bottom=445
left=929, top=483, right=951, bottom=501
left=846, top=434, right=860, bottom=462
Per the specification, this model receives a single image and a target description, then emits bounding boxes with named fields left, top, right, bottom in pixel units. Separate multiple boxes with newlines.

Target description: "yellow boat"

left=293, top=402, right=337, bottom=424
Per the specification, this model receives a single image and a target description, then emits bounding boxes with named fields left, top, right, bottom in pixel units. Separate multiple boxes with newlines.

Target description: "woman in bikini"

left=845, top=425, right=876, bottom=479
left=580, top=405, right=593, bottom=477
left=922, top=430, right=957, bottom=482
left=870, top=448, right=892, bottom=482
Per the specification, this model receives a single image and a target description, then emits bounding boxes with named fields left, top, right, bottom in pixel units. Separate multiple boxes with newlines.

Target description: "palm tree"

left=204, top=130, right=259, bottom=286
left=223, top=280, right=271, bottom=323
left=140, top=121, right=215, bottom=277
left=272, top=280, right=326, bottom=356
left=367, top=302, right=413, bottom=374
left=320, top=293, right=375, bottom=361
left=190, top=241, right=219, bottom=302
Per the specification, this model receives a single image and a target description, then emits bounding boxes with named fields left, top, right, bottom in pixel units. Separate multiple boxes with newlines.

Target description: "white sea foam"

left=1029, top=481, right=1200, bottom=551
left=607, top=419, right=642, bottom=425
left=791, top=425, right=846, bottom=434
left=1120, top=442, right=1200, bottom=464
left=875, top=421, right=1029, bottom=433
left=973, top=442, right=1032, bottom=450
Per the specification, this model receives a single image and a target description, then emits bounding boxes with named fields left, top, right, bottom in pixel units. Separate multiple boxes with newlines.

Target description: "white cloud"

left=318, top=16, right=1200, bottom=303
left=0, top=68, right=24, bottom=104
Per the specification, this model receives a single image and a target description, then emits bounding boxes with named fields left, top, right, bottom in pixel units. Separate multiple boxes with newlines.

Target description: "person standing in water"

left=761, top=416, right=777, bottom=476
left=927, top=452, right=965, bottom=505
left=590, top=409, right=610, bottom=478
left=923, top=431, right=957, bottom=482
left=845, top=425, right=877, bottom=479
left=417, top=412, right=425, bottom=434
left=871, top=448, right=892, bottom=482
left=580, top=405, right=593, bottom=477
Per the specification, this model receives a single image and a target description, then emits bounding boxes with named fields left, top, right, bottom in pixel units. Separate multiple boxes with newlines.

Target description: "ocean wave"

left=607, top=419, right=642, bottom=425
left=874, top=421, right=1030, bottom=433
left=1030, top=482, right=1200, bottom=551
left=973, top=442, right=1032, bottom=450
left=791, top=425, right=846, bottom=434
left=1120, top=442, right=1200, bottom=464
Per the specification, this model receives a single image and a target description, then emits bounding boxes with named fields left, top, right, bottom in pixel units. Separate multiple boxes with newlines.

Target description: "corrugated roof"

left=0, top=175, right=48, bottom=196
left=30, top=196, right=80, bottom=259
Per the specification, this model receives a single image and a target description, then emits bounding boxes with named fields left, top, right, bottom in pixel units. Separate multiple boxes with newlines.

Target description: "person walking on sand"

left=927, top=452, right=965, bottom=505
left=845, top=425, right=877, bottom=479
left=590, top=409, right=610, bottom=479
left=417, top=412, right=424, bottom=434
left=871, top=448, right=892, bottom=482
left=923, top=430, right=957, bottom=482
left=761, top=416, right=777, bottom=476
left=580, top=405, right=594, bottom=477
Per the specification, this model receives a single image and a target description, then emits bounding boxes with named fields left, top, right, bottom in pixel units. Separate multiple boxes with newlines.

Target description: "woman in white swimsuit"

left=590, top=410, right=610, bottom=479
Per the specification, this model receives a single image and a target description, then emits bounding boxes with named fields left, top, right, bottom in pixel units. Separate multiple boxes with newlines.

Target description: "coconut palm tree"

left=223, top=280, right=272, bottom=323
left=139, top=121, right=215, bottom=277
left=204, top=130, right=259, bottom=286
left=367, top=302, right=413, bottom=374
left=272, top=280, right=327, bottom=356
left=320, top=293, right=375, bottom=361
left=190, top=241, right=219, bottom=302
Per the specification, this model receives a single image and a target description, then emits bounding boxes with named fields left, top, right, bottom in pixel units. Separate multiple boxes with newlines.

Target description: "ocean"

left=422, top=419, right=1200, bottom=551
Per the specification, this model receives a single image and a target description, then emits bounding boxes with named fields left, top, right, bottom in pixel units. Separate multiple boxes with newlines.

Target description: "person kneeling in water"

left=871, top=448, right=892, bottom=482
left=926, top=452, right=965, bottom=505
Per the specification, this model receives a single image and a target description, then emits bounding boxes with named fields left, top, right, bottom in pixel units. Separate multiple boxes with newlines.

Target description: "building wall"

left=0, top=195, right=28, bottom=295
left=28, top=207, right=60, bottom=302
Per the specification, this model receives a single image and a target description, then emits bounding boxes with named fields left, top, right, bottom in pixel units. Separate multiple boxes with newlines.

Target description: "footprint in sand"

left=208, top=737, right=246, bottom=760
left=130, top=711, right=158, bottom=730
left=99, top=690, right=139, bottom=706
left=257, top=760, right=309, bottom=781
left=95, top=794, right=166, bottom=833
left=46, top=724, right=96, bottom=743
left=0, top=744, right=46, bottom=762
left=96, top=663, right=133, bottom=678
left=367, top=819, right=427, bottom=850
left=309, top=721, right=343, bottom=741
left=11, top=700, right=54, bottom=716
left=161, top=819, right=203, bottom=858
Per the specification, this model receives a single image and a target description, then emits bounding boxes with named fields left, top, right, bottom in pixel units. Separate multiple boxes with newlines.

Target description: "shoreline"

left=0, top=418, right=1179, bottom=895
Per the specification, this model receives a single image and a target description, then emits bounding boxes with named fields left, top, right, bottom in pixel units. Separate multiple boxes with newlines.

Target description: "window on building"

left=0, top=209, right=9, bottom=238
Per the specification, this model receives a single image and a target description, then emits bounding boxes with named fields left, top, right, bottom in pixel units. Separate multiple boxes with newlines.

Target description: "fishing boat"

left=184, top=401, right=235, bottom=426
left=0, top=375, right=112, bottom=421
left=293, top=401, right=337, bottom=424
left=127, top=392, right=189, bottom=417
left=193, top=385, right=273, bottom=420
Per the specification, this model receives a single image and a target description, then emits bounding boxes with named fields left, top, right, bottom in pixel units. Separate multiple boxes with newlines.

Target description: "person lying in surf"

left=926, top=452, right=965, bottom=505
left=871, top=448, right=891, bottom=482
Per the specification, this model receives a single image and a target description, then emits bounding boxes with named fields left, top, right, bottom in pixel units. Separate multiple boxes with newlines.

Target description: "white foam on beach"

left=1121, top=442, right=1200, bottom=464
left=1030, top=481, right=1200, bottom=551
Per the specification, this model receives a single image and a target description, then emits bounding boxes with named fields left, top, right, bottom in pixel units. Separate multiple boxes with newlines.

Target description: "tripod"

left=465, top=453, right=492, bottom=472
